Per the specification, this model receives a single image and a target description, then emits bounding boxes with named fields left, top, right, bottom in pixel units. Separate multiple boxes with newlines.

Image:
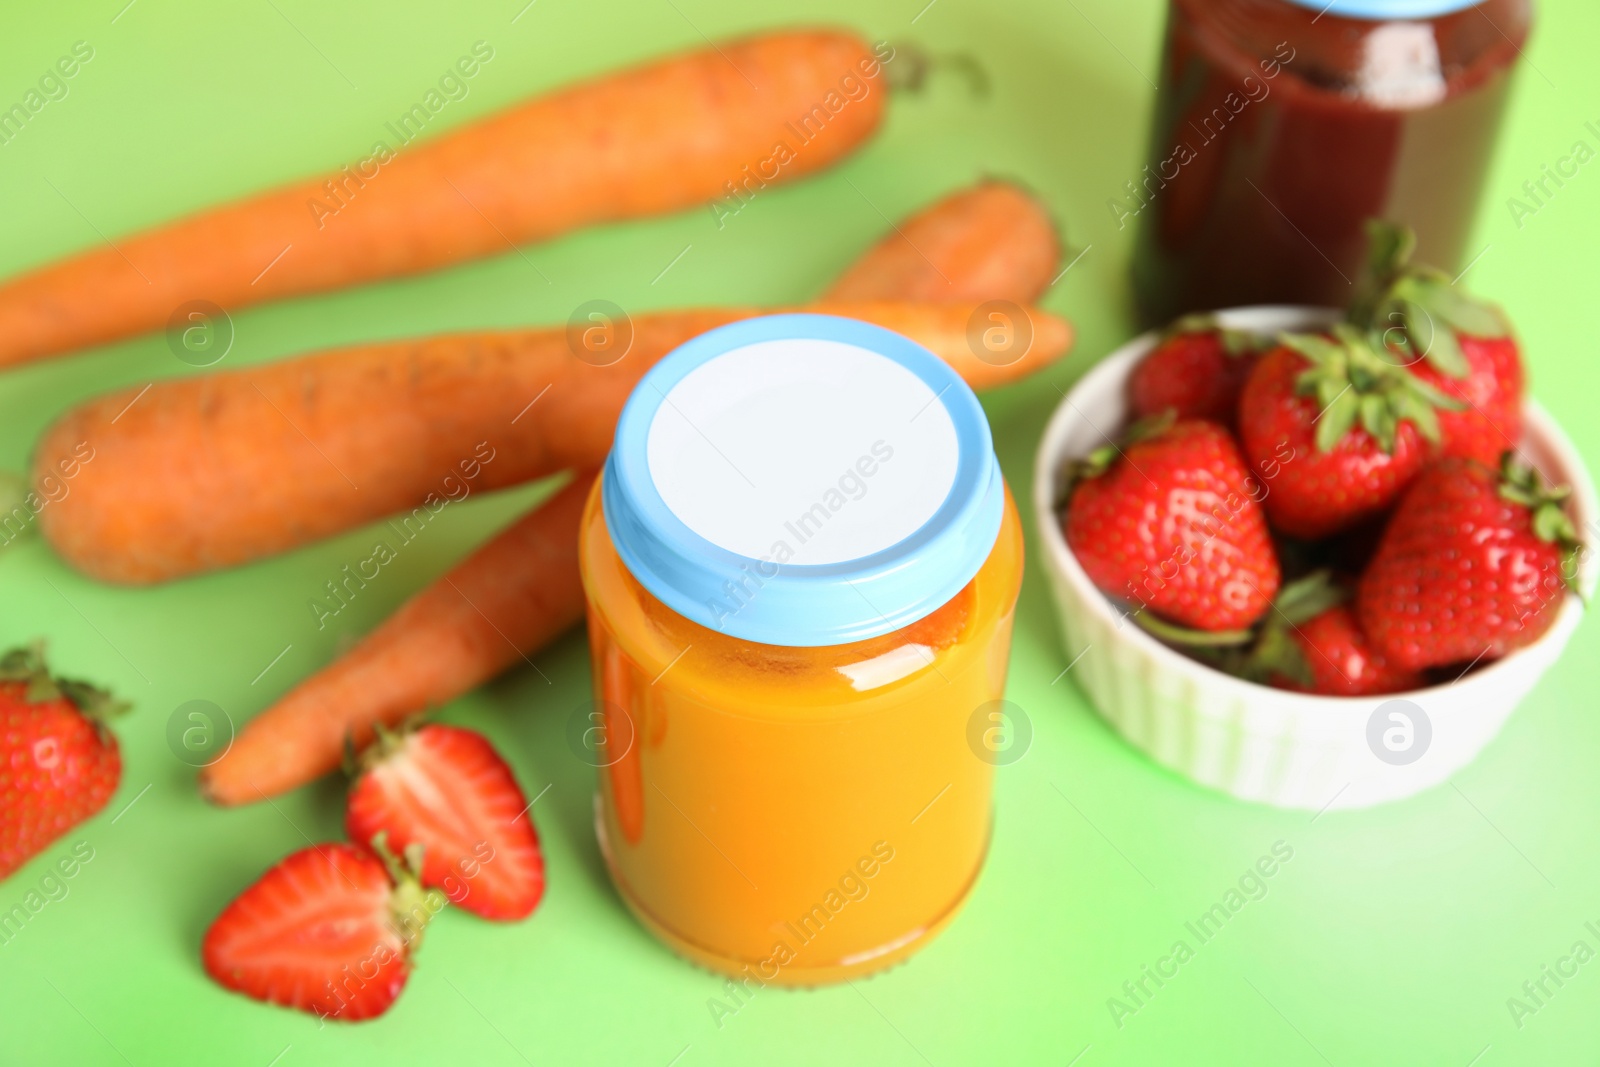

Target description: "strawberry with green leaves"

left=1236, top=572, right=1425, bottom=696
left=0, top=645, right=128, bottom=881
left=1357, top=454, right=1582, bottom=671
left=1352, top=221, right=1525, bottom=467
left=1128, top=314, right=1264, bottom=425
left=203, top=841, right=444, bottom=1022
left=1237, top=324, right=1461, bottom=540
left=1063, top=415, right=1280, bottom=633
left=1416, top=333, right=1526, bottom=467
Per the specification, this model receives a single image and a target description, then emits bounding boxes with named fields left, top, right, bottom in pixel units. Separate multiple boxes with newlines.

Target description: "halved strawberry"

left=202, top=843, right=441, bottom=1022
left=346, top=724, right=544, bottom=921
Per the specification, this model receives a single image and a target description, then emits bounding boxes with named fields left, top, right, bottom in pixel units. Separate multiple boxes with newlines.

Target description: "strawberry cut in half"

left=0, top=644, right=128, bottom=882
left=202, top=842, right=443, bottom=1022
left=1356, top=453, right=1583, bottom=672
left=346, top=724, right=544, bottom=921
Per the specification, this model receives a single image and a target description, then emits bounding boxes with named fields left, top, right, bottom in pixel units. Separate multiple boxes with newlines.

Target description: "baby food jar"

left=578, top=313, right=1022, bottom=986
left=1132, top=0, right=1531, bottom=325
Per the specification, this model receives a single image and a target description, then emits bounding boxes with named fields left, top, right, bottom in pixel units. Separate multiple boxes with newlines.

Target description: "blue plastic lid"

left=1279, top=0, right=1483, bottom=17
left=602, top=313, right=1005, bottom=647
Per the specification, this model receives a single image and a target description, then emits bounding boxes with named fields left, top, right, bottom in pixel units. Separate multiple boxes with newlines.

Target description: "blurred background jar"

left=1131, top=0, right=1532, bottom=326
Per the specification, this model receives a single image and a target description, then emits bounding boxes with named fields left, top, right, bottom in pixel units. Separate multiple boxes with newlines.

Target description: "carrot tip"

left=195, top=768, right=233, bottom=807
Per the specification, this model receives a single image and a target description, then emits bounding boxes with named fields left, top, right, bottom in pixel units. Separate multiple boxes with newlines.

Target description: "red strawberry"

left=1192, top=571, right=1422, bottom=696
left=203, top=843, right=441, bottom=1021
left=1357, top=454, right=1581, bottom=671
left=347, top=724, right=544, bottom=921
left=1063, top=416, right=1280, bottom=633
left=1353, top=220, right=1525, bottom=466
left=0, top=646, right=127, bottom=881
left=1406, top=334, right=1524, bottom=467
left=1272, top=604, right=1425, bottom=696
left=1237, top=328, right=1457, bottom=540
left=1128, top=316, right=1262, bottom=425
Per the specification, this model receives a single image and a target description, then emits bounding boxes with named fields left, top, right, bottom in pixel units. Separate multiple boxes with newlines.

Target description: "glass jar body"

left=1132, top=0, right=1531, bottom=326
left=577, top=474, right=1024, bottom=986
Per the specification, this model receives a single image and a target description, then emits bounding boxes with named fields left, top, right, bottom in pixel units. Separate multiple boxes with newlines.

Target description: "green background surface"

left=1, top=0, right=1596, bottom=1063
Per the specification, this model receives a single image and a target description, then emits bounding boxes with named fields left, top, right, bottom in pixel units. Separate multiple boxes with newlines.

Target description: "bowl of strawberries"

left=1034, top=225, right=1596, bottom=810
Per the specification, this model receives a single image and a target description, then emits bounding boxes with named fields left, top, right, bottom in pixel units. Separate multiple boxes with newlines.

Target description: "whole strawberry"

left=1237, top=326, right=1458, bottom=539
left=1270, top=603, right=1424, bottom=697
left=203, top=842, right=444, bottom=1021
left=1352, top=220, right=1525, bottom=467
left=1128, top=315, right=1262, bottom=425
left=1357, top=454, right=1581, bottom=671
left=1406, top=334, right=1524, bottom=467
left=1063, top=416, right=1280, bottom=632
left=0, top=645, right=128, bottom=881
left=347, top=724, right=544, bottom=921
left=1286, top=604, right=1427, bottom=697
left=1193, top=571, right=1422, bottom=696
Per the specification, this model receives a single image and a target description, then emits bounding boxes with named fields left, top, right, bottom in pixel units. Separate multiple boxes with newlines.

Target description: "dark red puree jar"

left=1131, top=0, right=1531, bottom=326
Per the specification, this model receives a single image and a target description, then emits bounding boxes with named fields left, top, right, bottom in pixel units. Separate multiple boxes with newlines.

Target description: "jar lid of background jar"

left=1279, top=0, right=1484, bottom=17
left=602, top=313, right=1005, bottom=647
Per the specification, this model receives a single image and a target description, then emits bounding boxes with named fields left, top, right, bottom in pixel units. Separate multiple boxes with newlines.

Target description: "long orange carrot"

left=825, top=179, right=1063, bottom=304
left=0, top=31, right=887, bottom=369
left=36, top=300, right=1070, bottom=585
left=199, top=473, right=595, bottom=804
left=196, top=182, right=1069, bottom=804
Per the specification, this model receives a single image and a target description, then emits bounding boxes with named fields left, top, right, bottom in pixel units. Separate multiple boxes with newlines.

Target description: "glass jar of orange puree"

left=578, top=313, right=1023, bottom=986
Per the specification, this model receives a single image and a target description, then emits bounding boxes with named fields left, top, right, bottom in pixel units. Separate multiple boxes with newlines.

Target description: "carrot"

left=824, top=179, right=1063, bottom=304
left=0, top=31, right=887, bottom=369
left=198, top=472, right=595, bottom=804
left=197, top=183, right=1070, bottom=804
left=35, top=300, right=1070, bottom=585
left=808, top=301, right=1069, bottom=388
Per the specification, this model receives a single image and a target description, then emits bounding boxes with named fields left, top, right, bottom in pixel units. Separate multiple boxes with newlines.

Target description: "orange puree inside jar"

left=579, top=478, right=1023, bottom=985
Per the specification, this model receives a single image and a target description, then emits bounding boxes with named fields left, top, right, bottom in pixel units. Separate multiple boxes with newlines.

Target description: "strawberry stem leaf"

left=0, top=643, right=129, bottom=722
left=1286, top=326, right=1461, bottom=454
left=1317, top=389, right=1361, bottom=452
left=1350, top=219, right=1509, bottom=380
left=1498, top=452, right=1584, bottom=591
left=1205, top=571, right=1346, bottom=688
left=370, top=829, right=449, bottom=949
left=1058, top=410, right=1178, bottom=507
left=1272, top=570, right=1348, bottom=626
left=1164, top=313, right=1265, bottom=358
left=1131, top=610, right=1255, bottom=648
left=1252, top=621, right=1314, bottom=688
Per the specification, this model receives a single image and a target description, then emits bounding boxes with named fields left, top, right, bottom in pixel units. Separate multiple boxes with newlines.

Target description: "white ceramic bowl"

left=1033, top=306, right=1598, bottom=811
